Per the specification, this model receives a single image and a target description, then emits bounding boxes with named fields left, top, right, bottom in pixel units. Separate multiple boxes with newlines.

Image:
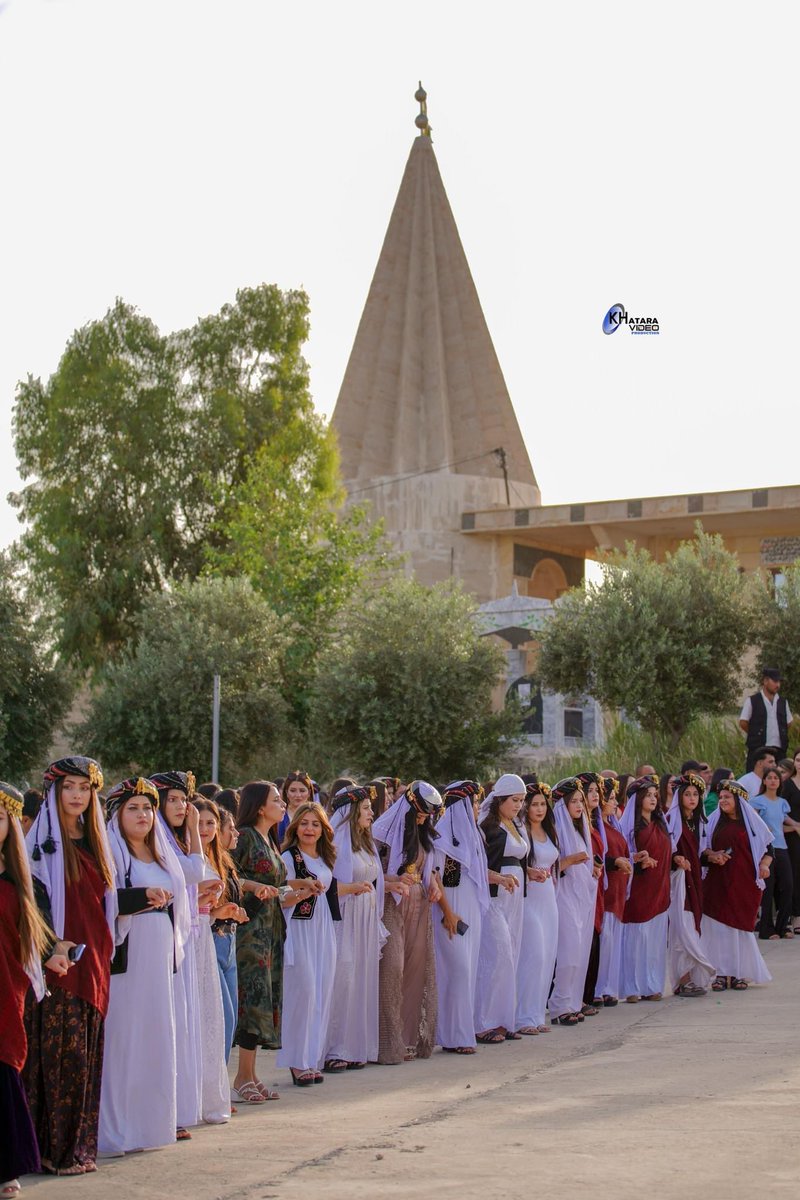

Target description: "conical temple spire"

left=332, top=91, right=538, bottom=495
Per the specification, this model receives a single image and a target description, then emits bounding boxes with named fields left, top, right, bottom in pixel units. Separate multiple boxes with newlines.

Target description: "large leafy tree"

left=10, top=285, right=327, bottom=669
left=538, top=530, right=756, bottom=747
left=308, top=579, right=519, bottom=780
left=0, top=551, right=68, bottom=781
left=77, top=577, right=289, bottom=781
left=753, top=563, right=800, bottom=714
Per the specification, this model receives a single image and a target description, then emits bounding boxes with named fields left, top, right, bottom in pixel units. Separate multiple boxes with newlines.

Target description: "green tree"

left=11, top=285, right=318, bottom=669
left=77, top=577, right=289, bottom=781
left=538, top=529, right=756, bottom=747
left=753, top=562, right=800, bottom=713
left=307, top=579, right=519, bottom=780
left=0, top=551, right=69, bottom=781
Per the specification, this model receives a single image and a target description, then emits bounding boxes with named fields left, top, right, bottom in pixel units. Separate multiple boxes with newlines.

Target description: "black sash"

left=289, top=845, right=341, bottom=922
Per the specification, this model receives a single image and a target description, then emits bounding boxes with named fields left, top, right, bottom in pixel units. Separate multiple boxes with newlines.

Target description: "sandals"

left=176, top=1127, right=192, bottom=1141
left=254, top=1080, right=280, bottom=1100
left=290, top=1069, right=316, bottom=1087
left=231, top=1082, right=266, bottom=1104
left=1, top=1183, right=21, bottom=1198
left=324, top=1059, right=348, bottom=1073
left=536, top=1024, right=551, bottom=1033
left=476, top=1029, right=505, bottom=1044
left=641, top=993, right=662, bottom=1002
left=625, top=996, right=640, bottom=1003
left=505, top=1030, right=522, bottom=1040
left=731, top=977, right=748, bottom=990
left=581, top=1004, right=600, bottom=1016
left=711, top=976, right=728, bottom=991
left=346, top=1061, right=366, bottom=1069
left=553, top=1013, right=579, bottom=1026
left=517, top=1026, right=540, bottom=1035
left=603, top=996, right=619, bottom=1007
left=674, top=982, right=706, bottom=997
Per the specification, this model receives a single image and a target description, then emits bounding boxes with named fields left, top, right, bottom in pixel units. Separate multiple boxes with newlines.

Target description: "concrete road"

left=21, top=941, right=800, bottom=1200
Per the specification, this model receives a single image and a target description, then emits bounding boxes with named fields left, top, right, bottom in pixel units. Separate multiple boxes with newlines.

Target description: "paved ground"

left=21, top=940, right=800, bottom=1200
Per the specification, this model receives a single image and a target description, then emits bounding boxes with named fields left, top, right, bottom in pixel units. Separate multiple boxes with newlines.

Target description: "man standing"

left=737, top=746, right=778, bottom=801
left=739, top=669, right=792, bottom=772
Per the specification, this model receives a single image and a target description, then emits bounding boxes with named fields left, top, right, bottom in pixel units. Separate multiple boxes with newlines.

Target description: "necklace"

left=502, top=818, right=524, bottom=842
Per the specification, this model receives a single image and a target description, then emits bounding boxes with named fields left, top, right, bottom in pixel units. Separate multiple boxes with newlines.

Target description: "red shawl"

left=591, top=824, right=605, bottom=933
left=603, top=822, right=629, bottom=921
left=702, top=816, right=761, bottom=932
left=46, top=847, right=112, bottom=1018
left=0, top=878, right=31, bottom=1072
left=623, top=820, right=671, bottom=924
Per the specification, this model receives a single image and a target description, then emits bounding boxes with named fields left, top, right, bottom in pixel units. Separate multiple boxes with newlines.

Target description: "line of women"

left=0, top=757, right=780, bottom=1197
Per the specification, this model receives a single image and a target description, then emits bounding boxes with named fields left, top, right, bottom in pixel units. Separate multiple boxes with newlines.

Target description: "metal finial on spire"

left=414, top=80, right=432, bottom=138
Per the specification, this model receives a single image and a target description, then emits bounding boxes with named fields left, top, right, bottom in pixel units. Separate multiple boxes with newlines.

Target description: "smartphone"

left=593, top=854, right=603, bottom=867
left=68, top=943, right=86, bottom=963
left=725, top=845, right=734, bottom=858
left=442, top=917, right=469, bottom=935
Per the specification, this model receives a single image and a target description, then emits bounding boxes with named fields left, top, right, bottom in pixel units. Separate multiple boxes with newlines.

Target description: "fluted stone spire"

left=332, top=90, right=538, bottom=497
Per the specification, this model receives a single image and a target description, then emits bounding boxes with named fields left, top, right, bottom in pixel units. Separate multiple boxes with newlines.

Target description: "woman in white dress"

left=515, top=782, right=559, bottom=1035
left=194, top=799, right=237, bottom=1123
left=99, top=778, right=190, bottom=1155
left=595, top=778, right=632, bottom=1006
left=475, top=774, right=528, bottom=1043
left=276, top=802, right=369, bottom=1085
left=151, top=770, right=208, bottom=1138
left=665, top=773, right=715, bottom=997
left=326, top=786, right=388, bottom=1070
left=433, top=781, right=489, bottom=1055
left=549, top=778, right=596, bottom=1027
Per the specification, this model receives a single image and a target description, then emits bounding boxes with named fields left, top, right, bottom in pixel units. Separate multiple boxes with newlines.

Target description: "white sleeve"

left=786, top=704, right=793, bottom=725
left=739, top=696, right=752, bottom=722
left=282, top=851, right=297, bottom=880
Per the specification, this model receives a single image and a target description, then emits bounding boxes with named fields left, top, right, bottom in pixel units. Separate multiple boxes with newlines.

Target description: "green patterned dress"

left=233, top=827, right=286, bottom=1049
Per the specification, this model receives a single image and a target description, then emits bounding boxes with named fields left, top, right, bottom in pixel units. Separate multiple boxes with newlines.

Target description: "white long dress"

left=276, top=852, right=338, bottom=1072
left=194, top=898, right=231, bottom=1122
left=99, top=859, right=177, bottom=1154
left=326, top=848, right=381, bottom=1064
left=515, top=835, right=559, bottom=1029
left=474, top=827, right=528, bottom=1033
left=433, top=855, right=484, bottom=1049
left=172, top=852, right=204, bottom=1128
left=550, top=847, right=596, bottom=1019
left=666, top=870, right=716, bottom=991
left=700, top=917, right=771, bottom=983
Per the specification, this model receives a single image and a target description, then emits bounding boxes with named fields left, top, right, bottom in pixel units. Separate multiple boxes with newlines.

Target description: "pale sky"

left=1, top=0, right=798, bottom=553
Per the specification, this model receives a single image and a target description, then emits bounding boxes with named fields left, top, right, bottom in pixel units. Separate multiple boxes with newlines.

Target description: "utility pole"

left=211, top=674, right=221, bottom=782
left=494, top=447, right=510, bottom=506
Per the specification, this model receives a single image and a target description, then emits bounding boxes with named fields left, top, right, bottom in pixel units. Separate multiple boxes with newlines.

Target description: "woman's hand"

left=615, top=857, right=633, bottom=876
left=251, top=883, right=279, bottom=901
left=428, top=879, right=442, bottom=903
left=759, top=859, right=771, bottom=880
left=146, top=887, right=172, bottom=908
left=441, top=909, right=463, bottom=939
left=385, top=878, right=410, bottom=898
left=527, top=866, right=549, bottom=883
left=185, top=803, right=200, bottom=834
left=673, top=855, right=690, bottom=872
left=45, top=944, right=73, bottom=975
left=632, top=850, right=649, bottom=864
left=641, top=855, right=658, bottom=870
left=705, top=850, right=729, bottom=866
left=592, top=863, right=602, bottom=880
left=212, top=902, right=241, bottom=921
left=498, top=874, right=518, bottom=893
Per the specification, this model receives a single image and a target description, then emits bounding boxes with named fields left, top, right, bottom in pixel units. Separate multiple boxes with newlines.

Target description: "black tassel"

left=32, top=843, right=41, bottom=861
left=42, top=835, right=56, bottom=854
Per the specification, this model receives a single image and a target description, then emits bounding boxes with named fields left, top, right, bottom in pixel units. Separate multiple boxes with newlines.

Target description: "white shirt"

left=739, top=689, right=792, bottom=748
left=737, top=771, right=764, bottom=801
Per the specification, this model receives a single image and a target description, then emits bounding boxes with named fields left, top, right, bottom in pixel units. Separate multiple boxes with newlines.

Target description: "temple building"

left=332, top=86, right=800, bottom=607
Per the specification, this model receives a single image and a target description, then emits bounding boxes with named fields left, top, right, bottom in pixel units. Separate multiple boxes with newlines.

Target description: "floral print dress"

left=233, top=827, right=286, bottom=1049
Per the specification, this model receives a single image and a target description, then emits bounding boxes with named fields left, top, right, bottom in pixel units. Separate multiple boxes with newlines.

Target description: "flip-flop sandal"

left=476, top=1029, right=505, bottom=1044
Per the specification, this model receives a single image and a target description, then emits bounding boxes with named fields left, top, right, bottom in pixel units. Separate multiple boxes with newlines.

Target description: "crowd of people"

left=2, top=743, right=799, bottom=1197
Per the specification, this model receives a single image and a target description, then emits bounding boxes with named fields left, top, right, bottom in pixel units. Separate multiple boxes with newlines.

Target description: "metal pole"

left=212, top=674, right=221, bottom=781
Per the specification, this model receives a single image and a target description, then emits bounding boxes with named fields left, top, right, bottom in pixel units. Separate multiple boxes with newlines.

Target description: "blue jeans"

left=213, top=927, right=238, bottom=1063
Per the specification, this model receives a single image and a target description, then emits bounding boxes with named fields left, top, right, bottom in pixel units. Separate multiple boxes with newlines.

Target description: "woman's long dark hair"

left=658, top=773, right=674, bottom=814
left=523, top=796, right=559, bottom=862
left=633, top=789, right=668, bottom=836
left=399, top=807, right=437, bottom=875
left=710, top=767, right=733, bottom=795
left=237, top=780, right=281, bottom=850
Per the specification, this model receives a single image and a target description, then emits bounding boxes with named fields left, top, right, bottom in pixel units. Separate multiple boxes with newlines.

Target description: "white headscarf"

left=26, top=780, right=117, bottom=943
left=477, top=773, right=526, bottom=824
left=106, top=806, right=192, bottom=969
left=372, top=794, right=436, bottom=905
left=330, top=797, right=387, bottom=956
left=553, top=796, right=593, bottom=874
left=437, top=783, right=490, bottom=912
left=703, top=796, right=773, bottom=891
